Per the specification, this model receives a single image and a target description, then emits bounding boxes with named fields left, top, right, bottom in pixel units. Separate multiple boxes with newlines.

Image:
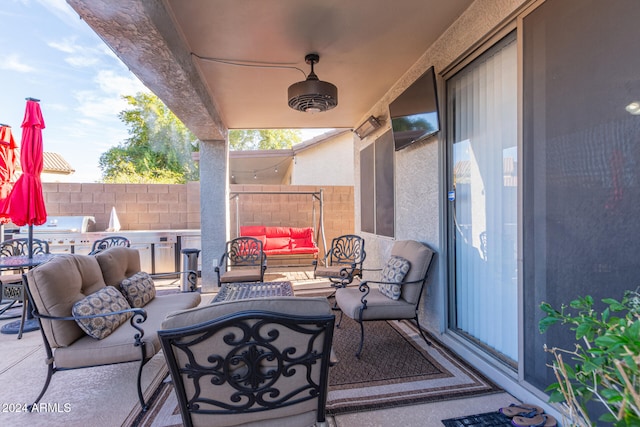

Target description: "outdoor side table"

left=0, top=253, right=56, bottom=337
left=212, top=281, right=294, bottom=303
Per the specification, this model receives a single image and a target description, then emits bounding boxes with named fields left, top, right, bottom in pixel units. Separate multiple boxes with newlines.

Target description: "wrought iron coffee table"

left=212, top=281, right=294, bottom=303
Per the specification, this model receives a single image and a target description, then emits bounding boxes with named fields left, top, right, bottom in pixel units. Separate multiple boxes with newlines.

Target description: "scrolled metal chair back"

left=159, top=309, right=335, bottom=427
left=0, top=238, right=50, bottom=257
left=89, top=236, right=130, bottom=255
left=328, top=234, right=366, bottom=267
left=227, top=237, right=264, bottom=266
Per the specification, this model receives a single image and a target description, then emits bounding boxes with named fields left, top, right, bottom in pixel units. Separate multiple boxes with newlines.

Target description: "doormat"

left=442, top=410, right=512, bottom=427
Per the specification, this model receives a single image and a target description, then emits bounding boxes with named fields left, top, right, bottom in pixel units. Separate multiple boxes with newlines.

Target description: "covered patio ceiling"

left=67, top=0, right=472, bottom=141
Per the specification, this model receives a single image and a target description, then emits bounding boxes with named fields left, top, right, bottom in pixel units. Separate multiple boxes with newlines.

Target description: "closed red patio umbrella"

left=0, top=124, right=18, bottom=227
left=6, top=98, right=47, bottom=257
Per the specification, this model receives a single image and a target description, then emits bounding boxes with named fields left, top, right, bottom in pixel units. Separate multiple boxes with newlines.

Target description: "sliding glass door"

left=447, top=32, right=518, bottom=362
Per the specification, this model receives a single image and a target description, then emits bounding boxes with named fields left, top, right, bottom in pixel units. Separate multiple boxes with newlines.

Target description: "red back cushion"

left=240, top=226, right=266, bottom=237
left=265, top=226, right=291, bottom=238
left=290, top=227, right=314, bottom=248
left=265, top=237, right=290, bottom=250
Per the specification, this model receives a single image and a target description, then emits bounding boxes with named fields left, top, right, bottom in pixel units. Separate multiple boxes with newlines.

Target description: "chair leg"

left=0, top=299, right=19, bottom=317
left=29, top=360, right=55, bottom=412
left=137, top=358, right=148, bottom=411
left=18, top=297, right=27, bottom=339
left=336, top=310, right=344, bottom=327
left=414, top=315, right=432, bottom=347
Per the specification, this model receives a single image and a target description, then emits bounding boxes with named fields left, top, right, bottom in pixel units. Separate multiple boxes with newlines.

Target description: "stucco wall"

left=292, top=132, right=355, bottom=186
left=354, top=0, right=530, bottom=334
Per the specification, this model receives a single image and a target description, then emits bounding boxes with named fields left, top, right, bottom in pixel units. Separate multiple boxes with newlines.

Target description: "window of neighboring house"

left=360, top=130, right=394, bottom=237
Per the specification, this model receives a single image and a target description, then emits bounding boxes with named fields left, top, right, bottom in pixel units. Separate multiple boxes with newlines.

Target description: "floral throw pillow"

left=378, top=256, right=411, bottom=300
left=120, top=272, right=156, bottom=308
left=72, top=286, right=132, bottom=340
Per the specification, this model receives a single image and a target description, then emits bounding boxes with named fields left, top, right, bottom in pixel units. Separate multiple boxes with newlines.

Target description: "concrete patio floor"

left=0, top=269, right=518, bottom=427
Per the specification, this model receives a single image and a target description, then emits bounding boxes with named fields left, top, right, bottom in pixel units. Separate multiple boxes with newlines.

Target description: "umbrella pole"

left=28, top=224, right=33, bottom=259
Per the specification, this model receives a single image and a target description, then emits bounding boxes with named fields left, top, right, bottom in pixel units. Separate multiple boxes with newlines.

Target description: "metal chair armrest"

left=35, top=307, right=148, bottom=339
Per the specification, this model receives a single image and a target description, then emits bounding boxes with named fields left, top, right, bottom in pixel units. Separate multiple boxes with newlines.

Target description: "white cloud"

left=71, top=89, right=126, bottom=120
left=65, top=55, right=100, bottom=67
left=47, top=37, right=78, bottom=53
left=1, top=54, right=35, bottom=73
left=95, top=70, right=147, bottom=96
left=48, top=37, right=105, bottom=68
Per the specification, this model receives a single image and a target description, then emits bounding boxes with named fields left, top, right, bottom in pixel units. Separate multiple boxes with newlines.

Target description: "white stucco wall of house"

left=292, top=131, right=355, bottom=186
left=355, top=0, right=529, bottom=333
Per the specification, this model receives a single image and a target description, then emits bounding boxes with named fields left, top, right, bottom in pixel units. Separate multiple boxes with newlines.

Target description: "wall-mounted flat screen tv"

left=389, top=66, right=440, bottom=151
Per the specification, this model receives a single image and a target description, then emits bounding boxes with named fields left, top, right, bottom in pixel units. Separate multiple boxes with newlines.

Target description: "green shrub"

left=539, top=291, right=640, bottom=426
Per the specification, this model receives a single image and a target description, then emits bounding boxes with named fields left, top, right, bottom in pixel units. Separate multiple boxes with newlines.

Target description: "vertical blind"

left=448, top=33, right=518, bottom=361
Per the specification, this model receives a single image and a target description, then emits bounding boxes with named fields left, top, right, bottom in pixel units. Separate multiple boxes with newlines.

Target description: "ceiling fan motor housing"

left=288, top=53, right=338, bottom=113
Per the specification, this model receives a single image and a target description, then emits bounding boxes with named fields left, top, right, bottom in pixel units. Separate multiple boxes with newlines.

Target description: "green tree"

left=229, top=129, right=302, bottom=150
left=99, top=92, right=199, bottom=183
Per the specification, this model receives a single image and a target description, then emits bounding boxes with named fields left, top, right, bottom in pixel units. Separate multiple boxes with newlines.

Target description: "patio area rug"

left=132, top=315, right=501, bottom=426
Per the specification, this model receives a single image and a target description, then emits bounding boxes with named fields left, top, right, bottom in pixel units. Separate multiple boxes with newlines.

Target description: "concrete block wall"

left=40, top=182, right=196, bottom=231
left=19, top=183, right=353, bottom=246
left=229, top=184, right=354, bottom=256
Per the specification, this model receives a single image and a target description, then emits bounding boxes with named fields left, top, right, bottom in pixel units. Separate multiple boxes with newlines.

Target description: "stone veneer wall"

left=19, top=183, right=354, bottom=247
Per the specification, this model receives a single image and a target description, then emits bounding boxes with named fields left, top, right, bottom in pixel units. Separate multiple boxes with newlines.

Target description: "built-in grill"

left=13, top=216, right=197, bottom=274
left=20, top=216, right=96, bottom=235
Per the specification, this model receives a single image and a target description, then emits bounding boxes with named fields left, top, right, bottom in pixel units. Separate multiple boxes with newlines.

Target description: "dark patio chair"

left=0, top=238, right=50, bottom=338
left=313, top=234, right=366, bottom=288
left=335, top=240, right=435, bottom=358
left=159, top=296, right=335, bottom=427
left=89, top=236, right=130, bottom=255
left=214, top=236, right=267, bottom=287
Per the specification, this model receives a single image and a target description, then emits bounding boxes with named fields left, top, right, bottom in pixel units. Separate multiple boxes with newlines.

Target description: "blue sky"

left=0, top=0, right=148, bottom=182
left=0, top=0, right=330, bottom=183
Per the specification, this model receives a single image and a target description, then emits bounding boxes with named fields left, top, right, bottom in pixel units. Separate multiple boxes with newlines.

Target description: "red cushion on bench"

left=265, top=237, right=290, bottom=251
left=240, top=226, right=266, bottom=236
left=239, top=226, right=318, bottom=256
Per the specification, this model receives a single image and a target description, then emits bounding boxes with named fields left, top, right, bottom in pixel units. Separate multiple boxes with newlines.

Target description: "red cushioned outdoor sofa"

left=240, top=226, right=319, bottom=258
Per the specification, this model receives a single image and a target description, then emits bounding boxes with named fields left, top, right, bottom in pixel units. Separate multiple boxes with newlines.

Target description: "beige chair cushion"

left=55, top=292, right=201, bottom=368
left=219, top=267, right=262, bottom=283
left=27, top=254, right=107, bottom=348
left=0, top=273, right=24, bottom=284
left=95, top=247, right=142, bottom=288
left=162, top=297, right=332, bottom=427
left=315, top=264, right=350, bottom=278
left=390, top=240, right=434, bottom=304
left=163, top=296, right=331, bottom=329
left=336, top=281, right=417, bottom=321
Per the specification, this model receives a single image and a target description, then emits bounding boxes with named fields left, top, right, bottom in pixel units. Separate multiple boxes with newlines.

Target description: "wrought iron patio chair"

left=159, top=296, right=335, bottom=427
left=0, top=238, right=50, bottom=338
left=214, top=236, right=267, bottom=287
left=313, top=234, right=366, bottom=288
left=89, top=236, right=130, bottom=254
left=335, top=240, right=435, bottom=358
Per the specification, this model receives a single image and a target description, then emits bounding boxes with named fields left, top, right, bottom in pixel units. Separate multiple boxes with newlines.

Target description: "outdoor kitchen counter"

left=14, top=229, right=202, bottom=275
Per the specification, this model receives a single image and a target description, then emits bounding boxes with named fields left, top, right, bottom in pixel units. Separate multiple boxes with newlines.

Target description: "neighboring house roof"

left=16, top=152, right=75, bottom=175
